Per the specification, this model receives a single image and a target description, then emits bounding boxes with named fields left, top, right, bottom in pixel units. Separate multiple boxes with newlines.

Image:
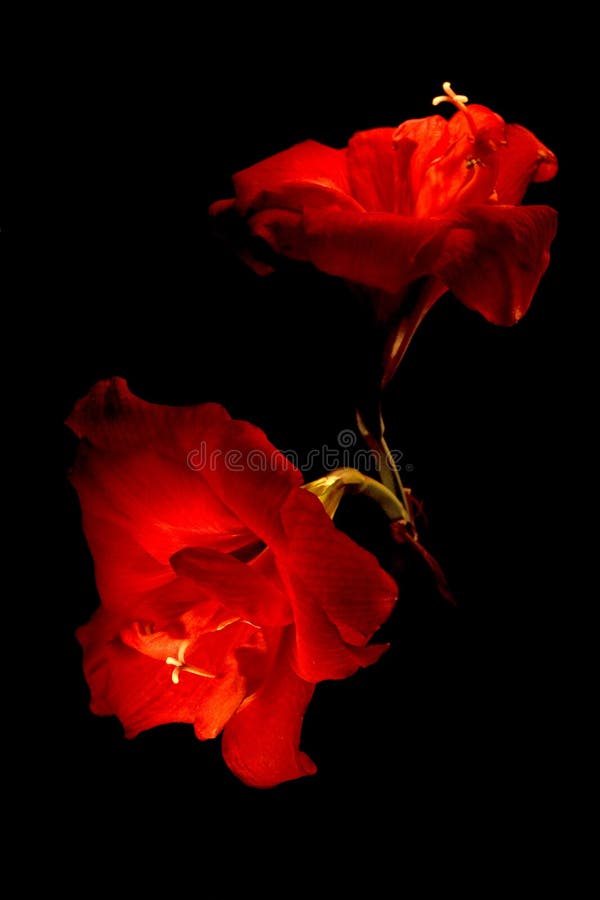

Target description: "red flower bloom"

left=211, top=84, right=557, bottom=383
left=68, top=378, right=397, bottom=788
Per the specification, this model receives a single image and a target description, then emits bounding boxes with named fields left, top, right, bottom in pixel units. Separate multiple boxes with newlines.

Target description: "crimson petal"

left=199, top=419, right=303, bottom=545
left=276, top=490, right=397, bottom=682
left=221, top=631, right=316, bottom=788
left=346, top=127, right=398, bottom=213
left=436, top=204, right=558, bottom=325
left=231, top=140, right=352, bottom=214
left=77, top=612, right=252, bottom=739
left=496, top=124, right=558, bottom=204
left=70, top=512, right=219, bottom=621
left=249, top=206, right=453, bottom=294
left=170, top=546, right=293, bottom=627
left=70, top=445, right=252, bottom=565
left=391, top=115, right=450, bottom=215
left=66, top=377, right=230, bottom=459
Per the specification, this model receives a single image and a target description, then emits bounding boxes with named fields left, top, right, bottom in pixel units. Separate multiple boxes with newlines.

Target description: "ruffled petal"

left=436, top=204, right=558, bottom=325
left=249, top=206, right=453, bottom=294
left=496, top=123, right=558, bottom=204
left=276, top=490, right=397, bottom=682
left=231, top=140, right=352, bottom=214
left=447, top=104, right=507, bottom=148
left=66, top=377, right=230, bottom=461
left=391, top=115, right=450, bottom=214
left=170, top=546, right=293, bottom=627
left=68, top=378, right=255, bottom=565
left=413, top=106, right=506, bottom=217
left=221, top=631, right=316, bottom=788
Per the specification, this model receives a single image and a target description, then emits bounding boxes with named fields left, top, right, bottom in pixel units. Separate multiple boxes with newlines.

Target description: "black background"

left=45, top=20, right=566, bottom=892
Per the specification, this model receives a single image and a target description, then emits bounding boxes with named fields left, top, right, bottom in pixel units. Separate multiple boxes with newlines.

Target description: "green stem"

left=355, top=407, right=413, bottom=526
left=309, top=467, right=409, bottom=523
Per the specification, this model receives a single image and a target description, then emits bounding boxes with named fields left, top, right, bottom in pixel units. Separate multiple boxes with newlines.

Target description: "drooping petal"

left=249, top=206, right=453, bottom=294
left=436, top=204, right=558, bottom=325
left=170, top=546, right=293, bottom=627
left=221, top=631, right=316, bottom=788
left=275, top=489, right=397, bottom=682
left=231, top=140, right=353, bottom=214
left=496, top=123, right=558, bottom=204
left=199, top=419, right=303, bottom=545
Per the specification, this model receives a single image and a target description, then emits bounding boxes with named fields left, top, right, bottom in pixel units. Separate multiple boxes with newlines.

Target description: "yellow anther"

left=165, top=640, right=216, bottom=684
left=432, top=81, right=470, bottom=111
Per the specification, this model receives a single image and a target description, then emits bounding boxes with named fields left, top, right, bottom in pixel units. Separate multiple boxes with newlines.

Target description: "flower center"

left=165, top=640, right=216, bottom=684
left=432, top=81, right=476, bottom=137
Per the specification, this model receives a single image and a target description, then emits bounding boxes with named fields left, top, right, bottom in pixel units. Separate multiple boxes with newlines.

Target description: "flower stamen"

left=432, top=81, right=477, bottom=137
left=432, top=81, right=469, bottom=111
left=165, top=641, right=216, bottom=684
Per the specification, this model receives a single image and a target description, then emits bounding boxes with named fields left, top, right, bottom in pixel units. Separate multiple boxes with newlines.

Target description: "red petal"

left=199, top=420, right=303, bottom=545
left=232, top=140, right=352, bottom=214
left=276, top=490, right=397, bottom=682
left=391, top=115, right=450, bottom=214
left=119, top=602, right=243, bottom=665
left=66, top=377, right=230, bottom=460
left=413, top=106, right=506, bottom=217
left=170, top=546, right=293, bottom=627
left=346, top=127, right=398, bottom=212
left=70, top=445, right=252, bottom=565
left=436, top=204, right=558, bottom=325
left=72, top=512, right=219, bottom=620
left=78, top=612, right=259, bottom=739
left=496, top=124, right=558, bottom=204
left=447, top=104, right=507, bottom=148
left=221, top=631, right=316, bottom=788
left=249, top=206, right=453, bottom=294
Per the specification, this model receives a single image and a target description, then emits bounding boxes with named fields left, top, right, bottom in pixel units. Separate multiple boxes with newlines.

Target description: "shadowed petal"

left=231, top=140, right=352, bottom=214
left=391, top=115, right=449, bottom=214
left=276, top=490, right=397, bottom=682
left=436, top=204, right=558, bottom=325
left=496, top=124, right=558, bottom=204
left=346, top=127, right=398, bottom=212
left=66, top=377, right=230, bottom=460
left=199, top=420, right=303, bottom=545
left=170, top=546, right=293, bottom=627
left=249, top=206, right=453, bottom=294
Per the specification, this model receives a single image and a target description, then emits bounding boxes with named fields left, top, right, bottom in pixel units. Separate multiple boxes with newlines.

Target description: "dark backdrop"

left=47, top=24, right=564, bottom=892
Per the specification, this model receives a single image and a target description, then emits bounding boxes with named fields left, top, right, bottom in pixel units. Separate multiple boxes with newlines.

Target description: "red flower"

left=211, top=84, right=557, bottom=383
left=68, top=378, right=397, bottom=788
